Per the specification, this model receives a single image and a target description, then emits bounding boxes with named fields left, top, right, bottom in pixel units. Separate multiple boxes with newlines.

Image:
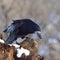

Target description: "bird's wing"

left=6, top=33, right=17, bottom=44
left=4, top=20, right=23, bottom=33
left=3, top=23, right=15, bottom=33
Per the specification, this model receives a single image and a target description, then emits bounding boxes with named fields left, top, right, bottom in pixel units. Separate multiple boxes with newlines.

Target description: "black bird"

left=4, top=19, right=42, bottom=44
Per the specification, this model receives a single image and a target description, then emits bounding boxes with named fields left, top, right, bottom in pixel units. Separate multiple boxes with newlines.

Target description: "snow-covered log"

left=0, top=38, right=44, bottom=60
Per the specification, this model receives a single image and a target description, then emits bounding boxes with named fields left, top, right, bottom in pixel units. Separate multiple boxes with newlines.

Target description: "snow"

left=0, top=39, right=5, bottom=43
left=9, top=43, right=30, bottom=58
left=17, top=47, right=30, bottom=58
left=0, top=39, right=30, bottom=58
left=9, top=43, right=20, bottom=48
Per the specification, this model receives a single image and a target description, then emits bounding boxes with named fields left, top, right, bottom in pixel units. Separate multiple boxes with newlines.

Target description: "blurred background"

left=0, top=0, right=60, bottom=60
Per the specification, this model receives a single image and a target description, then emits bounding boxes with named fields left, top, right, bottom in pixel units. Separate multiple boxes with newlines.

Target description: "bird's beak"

left=37, top=31, right=42, bottom=39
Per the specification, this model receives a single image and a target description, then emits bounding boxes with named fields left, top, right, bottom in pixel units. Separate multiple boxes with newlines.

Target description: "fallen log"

left=0, top=37, right=44, bottom=60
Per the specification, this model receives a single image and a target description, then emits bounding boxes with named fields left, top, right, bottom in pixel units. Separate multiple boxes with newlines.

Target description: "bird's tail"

left=6, top=34, right=17, bottom=44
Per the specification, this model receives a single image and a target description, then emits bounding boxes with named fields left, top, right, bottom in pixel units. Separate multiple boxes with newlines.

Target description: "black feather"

left=4, top=19, right=41, bottom=44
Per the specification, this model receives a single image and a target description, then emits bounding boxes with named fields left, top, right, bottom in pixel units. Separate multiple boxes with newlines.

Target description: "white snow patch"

left=17, top=47, right=30, bottom=58
left=9, top=43, right=20, bottom=48
left=9, top=43, right=30, bottom=58
left=0, top=39, right=5, bottom=43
